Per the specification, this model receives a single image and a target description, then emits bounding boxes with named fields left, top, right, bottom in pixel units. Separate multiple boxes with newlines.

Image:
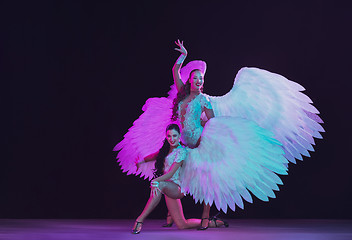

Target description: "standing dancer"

left=170, top=40, right=216, bottom=229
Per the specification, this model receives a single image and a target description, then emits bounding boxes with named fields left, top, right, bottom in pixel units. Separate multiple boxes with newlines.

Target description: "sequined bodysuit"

left=163, top=145, right=187, bottom=186
left=178, top=93, right=212, bottom=148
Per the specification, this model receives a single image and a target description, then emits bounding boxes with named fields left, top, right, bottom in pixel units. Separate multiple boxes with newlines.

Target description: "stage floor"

left=1, top=219, right=351, bottom=240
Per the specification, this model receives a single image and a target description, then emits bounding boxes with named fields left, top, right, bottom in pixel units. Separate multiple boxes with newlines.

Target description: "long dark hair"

left=171, top=69, right=203, bottom=121
left=153, top=124, right=180, bottom=178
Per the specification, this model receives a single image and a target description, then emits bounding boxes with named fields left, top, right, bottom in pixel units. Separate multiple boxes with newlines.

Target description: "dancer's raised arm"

left=172, top=39, right=188, bottom=92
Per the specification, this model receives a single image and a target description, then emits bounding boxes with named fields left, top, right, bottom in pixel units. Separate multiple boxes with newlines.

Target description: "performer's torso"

left=178, top=94, right=206, bottom=148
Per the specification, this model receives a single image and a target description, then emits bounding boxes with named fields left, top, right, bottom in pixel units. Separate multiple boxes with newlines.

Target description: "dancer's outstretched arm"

left=144, top=152, right=159, bottom=162
left=173, top=39, right=187, bottom=92
left=136, top=151, right=159, bottom=170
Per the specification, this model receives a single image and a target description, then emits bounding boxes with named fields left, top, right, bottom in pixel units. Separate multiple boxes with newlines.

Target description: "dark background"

left=2, top=1, right=352, bottom=219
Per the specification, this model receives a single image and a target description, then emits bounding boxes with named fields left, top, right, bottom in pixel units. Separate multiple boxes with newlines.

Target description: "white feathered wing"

left=199, top=67, right=324, bottom=163
left=174, top=67, right=324, bottom=212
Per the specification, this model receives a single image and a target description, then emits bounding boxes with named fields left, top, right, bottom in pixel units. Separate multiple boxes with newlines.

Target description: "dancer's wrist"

left=136, top=160, right=144, bottom=167
left=176, top=53, right=187, bottom=64
left=151, top=181, right=159, bottom=188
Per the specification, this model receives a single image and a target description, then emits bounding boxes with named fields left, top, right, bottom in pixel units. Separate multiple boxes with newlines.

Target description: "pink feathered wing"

left=113, top=97, right=175, bottom=180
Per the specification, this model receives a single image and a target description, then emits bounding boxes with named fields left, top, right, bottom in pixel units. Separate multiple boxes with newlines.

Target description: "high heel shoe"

left=210, top=214, right=229, bottom=228
left=162, top=214, right=173, bottom=227
left=131, top=221, right=143, bottom=234
left=197, top=218, right=210, bottom=230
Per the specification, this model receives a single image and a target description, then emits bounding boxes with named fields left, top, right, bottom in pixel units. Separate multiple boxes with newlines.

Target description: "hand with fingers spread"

left=150, top=181, right=161, bottom=198
left=174, top=39, right=188, bottom=56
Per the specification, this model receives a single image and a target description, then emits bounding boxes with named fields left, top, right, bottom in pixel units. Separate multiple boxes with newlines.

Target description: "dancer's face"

left=189, top=70, right=204, bottom=92
left=166, top=129, right=180, bottom=148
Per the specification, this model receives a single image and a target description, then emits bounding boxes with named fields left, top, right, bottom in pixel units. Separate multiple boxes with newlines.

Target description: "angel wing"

left=113, top=97, right=174, bottom=180
left=180, top=117, right=288, bottom=213
left=203, top=67, right=324, bottom=163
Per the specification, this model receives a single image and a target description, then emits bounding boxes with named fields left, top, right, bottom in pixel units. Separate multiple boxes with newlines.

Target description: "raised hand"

left=174, top=39, right=188, bottom=56
left=173, top=39, right=187, bottom=90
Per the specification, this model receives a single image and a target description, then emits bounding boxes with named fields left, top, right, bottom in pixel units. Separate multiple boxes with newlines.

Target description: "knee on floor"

left=174, top=222, right=187, bottom=230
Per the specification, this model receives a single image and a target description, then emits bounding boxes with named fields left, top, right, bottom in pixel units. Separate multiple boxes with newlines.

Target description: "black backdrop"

left=3, top=1, right=352, bottom=219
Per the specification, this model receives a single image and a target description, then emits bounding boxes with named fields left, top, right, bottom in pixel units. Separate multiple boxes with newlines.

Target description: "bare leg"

left=147, top=181, right=225, bottom=230
left=159, top=181, right=184, bottom=199
left=164, top=195, right=201, bottom=229
left=198, top=203, right=210, bottom=229
left=159, top=181, right=177, bottom=227
left=162, top=211, right=173, bottom=227
left=136, top=191, right=162, bottom=222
